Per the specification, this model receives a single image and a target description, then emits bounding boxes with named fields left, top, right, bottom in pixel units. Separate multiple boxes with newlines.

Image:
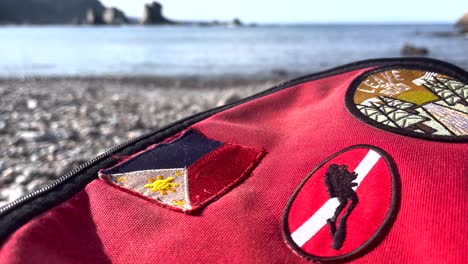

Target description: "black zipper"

left=0, top=122, right=175, bottom=214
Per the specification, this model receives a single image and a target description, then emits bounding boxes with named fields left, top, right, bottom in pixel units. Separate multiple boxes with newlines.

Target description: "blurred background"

left=0, top=0, right=467, bottom=206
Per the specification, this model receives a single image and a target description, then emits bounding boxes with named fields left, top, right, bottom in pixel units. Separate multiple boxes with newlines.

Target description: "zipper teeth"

left=0, top=123, right=175, bottom=214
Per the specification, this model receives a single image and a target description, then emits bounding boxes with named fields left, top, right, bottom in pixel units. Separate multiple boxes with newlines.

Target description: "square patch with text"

left=99, top=129, right=265, bottom=213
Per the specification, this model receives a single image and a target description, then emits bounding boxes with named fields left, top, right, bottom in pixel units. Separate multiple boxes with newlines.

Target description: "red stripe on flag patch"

left=188, top=143, right=266, bottom=210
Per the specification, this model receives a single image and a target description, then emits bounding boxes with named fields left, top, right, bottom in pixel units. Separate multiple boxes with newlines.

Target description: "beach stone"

left=1, top=168, right=15, bottom=179
left=56, top=161, right=74, bottom=177
left=81, top=127, right=100, bottom=137
left=29, top=153, right=41, bottom=162
left=272, top=69, right=289, bottom=77
left=217, top=92, right=242, bottom=106
left=15, top=131, right=57, bottom=143
left=57, top=129, right=80, bottom=141
left=455, top=11, right=468, bottom=33
left=29, top=121, right=48, bottom=131
left=26, top=178, right=47, bottom=192
left=127, top=130, right=146, bottom=139
left=55, top=157, right=89, bottom=177
left=232, top=18, right=244, bottom=26
left=100, top=126, right=114, bottom=136
left=14, top=174, right=31, bottom=185
left=26, top=99, right=38, bottom=109
left=1, top=185, right=25, bottom=202
left=0, top=121, right=7, bottom=133
left=401, top=43, right=429, bottom=55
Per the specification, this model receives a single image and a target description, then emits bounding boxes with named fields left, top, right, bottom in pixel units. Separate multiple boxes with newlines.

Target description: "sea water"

left=0, top=24, right=466, bottom=77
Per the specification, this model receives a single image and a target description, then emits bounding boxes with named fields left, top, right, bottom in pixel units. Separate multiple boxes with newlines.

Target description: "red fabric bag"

left=0, top=58, right=466, bottom=263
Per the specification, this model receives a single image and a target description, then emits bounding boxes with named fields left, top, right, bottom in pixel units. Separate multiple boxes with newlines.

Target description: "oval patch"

left=345, top=67, right=468, bottom=142
left=282, top=145, right=400, bottom=262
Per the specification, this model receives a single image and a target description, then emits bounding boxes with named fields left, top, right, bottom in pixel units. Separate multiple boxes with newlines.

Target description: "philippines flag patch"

left=99, top=129, right=265, bottom=213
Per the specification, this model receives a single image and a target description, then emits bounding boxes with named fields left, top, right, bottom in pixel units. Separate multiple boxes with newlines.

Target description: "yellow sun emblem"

left=172, top=199, right=186, bottom=207
left=144, top=176, right=180, bottom=195
left=173, top=170, right=184, bottom=177
left=116, top=176, right=126, bottom=183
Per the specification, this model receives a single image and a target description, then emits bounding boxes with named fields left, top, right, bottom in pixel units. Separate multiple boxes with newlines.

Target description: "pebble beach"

left=0, top=76, right=283, bottom=206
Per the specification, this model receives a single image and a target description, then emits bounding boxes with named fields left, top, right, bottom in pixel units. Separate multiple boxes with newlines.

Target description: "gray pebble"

left=217, top=92, right=242, bottom=106
left=1, top=185, right=26, bottom=203
left=26, top=99, right=38, bottom=109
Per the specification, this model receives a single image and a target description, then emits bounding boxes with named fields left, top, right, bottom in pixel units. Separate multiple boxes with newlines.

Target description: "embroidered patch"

left=99, top=129, right=265, bottom=213
left=282, top=145, right=400, bottom=263
left=101, top=169, right=191, bottom=210
left=345, top=67, right=468, bottom=142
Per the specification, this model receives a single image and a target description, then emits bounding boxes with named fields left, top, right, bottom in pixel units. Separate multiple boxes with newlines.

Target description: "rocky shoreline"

left=0, top=0, right=248, bottom=27
left=1, top=0, right=466, bottom=31
left=0, top=76, right=285, bottom=206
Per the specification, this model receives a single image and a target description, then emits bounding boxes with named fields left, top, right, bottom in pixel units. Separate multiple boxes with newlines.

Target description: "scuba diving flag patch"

left=99, top=129, right=265, bottom=213
left=282, top=145, right=400, bottom=263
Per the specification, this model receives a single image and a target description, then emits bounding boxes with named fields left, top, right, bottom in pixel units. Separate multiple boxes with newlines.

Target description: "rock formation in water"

left=232, top=18, right=243, bottom=26
left=141, top=1, right=173, bottom=24
left=102, top=7, right=129, bottom=25
left=0, top=0, right=105, bottom=24
left=85, top=8, right=103, bottom=25
left=400, top=43, right=429, bottom=56
left=455, top=11, right=468, bottom=33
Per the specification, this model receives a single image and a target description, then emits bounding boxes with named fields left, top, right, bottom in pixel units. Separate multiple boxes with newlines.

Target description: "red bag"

left=0, top=58, right=466, bottom=263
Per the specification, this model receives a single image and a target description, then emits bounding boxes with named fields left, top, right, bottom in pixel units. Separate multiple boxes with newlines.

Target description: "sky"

left=100, top=0, right=467, bottom=24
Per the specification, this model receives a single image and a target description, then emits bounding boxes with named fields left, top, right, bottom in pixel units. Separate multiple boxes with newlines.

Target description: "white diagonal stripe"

left=99, top=168, right=192, bottom=211
left=352, top=150, right=381, bottom=191
left=290, top=198, right=340, bottom=247
left=291, top=150, right=381, bottom=247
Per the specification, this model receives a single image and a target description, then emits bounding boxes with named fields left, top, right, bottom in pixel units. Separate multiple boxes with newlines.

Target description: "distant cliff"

left=0, top=0, right=105, bottom=24
left=0, top=0, right=246, bottom=27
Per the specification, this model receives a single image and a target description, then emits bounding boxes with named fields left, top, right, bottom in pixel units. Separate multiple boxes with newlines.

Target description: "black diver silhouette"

left=324, top=164, right=359, bottom=250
